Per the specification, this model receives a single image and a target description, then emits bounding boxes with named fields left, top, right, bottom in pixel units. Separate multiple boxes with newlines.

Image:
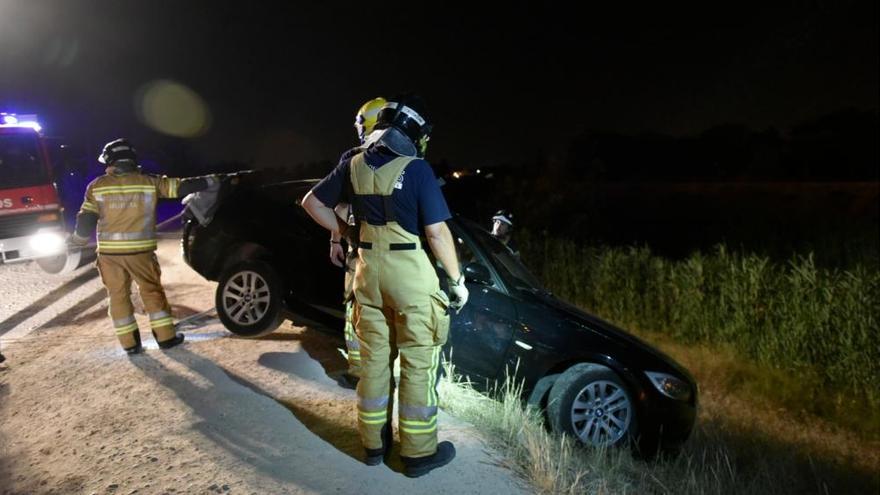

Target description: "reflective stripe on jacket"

left=78, top=173, right=181, bottom=254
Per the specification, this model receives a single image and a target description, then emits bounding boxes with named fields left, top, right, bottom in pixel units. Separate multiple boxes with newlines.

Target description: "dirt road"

left=0, top=239, right=526, bottom=495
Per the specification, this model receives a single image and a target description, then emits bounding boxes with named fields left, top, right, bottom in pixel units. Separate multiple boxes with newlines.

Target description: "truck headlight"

left=30, top=231, right=65, bottom=255
left=645, top=371, right=692, bottom=401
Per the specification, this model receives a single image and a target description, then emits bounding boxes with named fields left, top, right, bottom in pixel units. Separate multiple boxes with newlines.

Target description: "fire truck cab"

left=0, top=113, right=71, bottom=270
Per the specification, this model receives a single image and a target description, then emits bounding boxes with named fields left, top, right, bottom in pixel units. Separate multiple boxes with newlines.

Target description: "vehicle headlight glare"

left=645, top=371, right=692, bottom=401
left=30, top=231, right=65, bottom=255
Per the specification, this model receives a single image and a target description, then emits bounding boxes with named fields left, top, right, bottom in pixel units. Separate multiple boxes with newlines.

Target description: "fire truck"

left=0, top=113, right=84, bottom=273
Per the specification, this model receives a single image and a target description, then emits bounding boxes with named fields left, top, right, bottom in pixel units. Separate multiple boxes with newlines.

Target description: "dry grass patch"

left=439, top=361, right=880, bottom=494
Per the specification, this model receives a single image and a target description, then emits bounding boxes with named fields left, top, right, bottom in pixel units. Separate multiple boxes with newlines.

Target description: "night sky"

left=1, top=1, right=877, bottom=169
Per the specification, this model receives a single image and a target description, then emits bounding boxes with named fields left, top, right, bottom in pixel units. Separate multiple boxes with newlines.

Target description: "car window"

left=455, top=233, right=479, bottom=266
left=448, top=223, right=507, bottom=291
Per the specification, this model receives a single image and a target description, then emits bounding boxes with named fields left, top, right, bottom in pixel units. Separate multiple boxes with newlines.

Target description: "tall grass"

left=517, top=231, right=880, bottom=431
left=439, top=362, right=876, bottom=494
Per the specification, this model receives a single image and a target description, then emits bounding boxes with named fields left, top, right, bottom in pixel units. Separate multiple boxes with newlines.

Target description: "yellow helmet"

left=354, top=97, right=387, bottom=144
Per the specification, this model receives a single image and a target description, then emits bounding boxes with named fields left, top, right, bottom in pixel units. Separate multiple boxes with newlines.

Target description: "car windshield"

left=460, top=219, right=546, bottom=292
left=0, top=133, right=47, bottom=189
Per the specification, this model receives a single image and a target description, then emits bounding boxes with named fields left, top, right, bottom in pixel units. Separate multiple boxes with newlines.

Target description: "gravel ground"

left=0, top=259, right=100, bottom=326
left=0, top=238, right=526, bottom=495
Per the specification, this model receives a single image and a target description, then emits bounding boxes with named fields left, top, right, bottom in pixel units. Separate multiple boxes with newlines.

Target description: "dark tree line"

left=552, top=108, right=878, bottom=182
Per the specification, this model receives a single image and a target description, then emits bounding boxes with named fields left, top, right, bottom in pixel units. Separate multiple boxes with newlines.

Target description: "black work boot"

left=124, top=331, right=144, bottom=355
left=401, top=441, right=456, bottom=478
left=364, top=424, right=393, bottom=466
left=124, top=345, right=144, bottom=355
left=157, top=333, right=185, bottom=350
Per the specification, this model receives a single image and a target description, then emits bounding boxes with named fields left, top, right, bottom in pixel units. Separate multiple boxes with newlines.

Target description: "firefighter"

left=302, top=94, right=468, bottom=477
left=68, top=139, right=216, bottom=355
left=330, top=96, right=387, bottom=389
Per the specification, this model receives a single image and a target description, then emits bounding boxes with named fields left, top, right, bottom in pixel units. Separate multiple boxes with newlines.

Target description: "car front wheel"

left=547, top=363, right=638, bottom=447
left=215, top=259, right=284, bottom=337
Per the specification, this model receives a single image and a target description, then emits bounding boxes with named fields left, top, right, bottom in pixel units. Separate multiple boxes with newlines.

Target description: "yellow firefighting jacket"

left=78, top=173, right=181, bottom=254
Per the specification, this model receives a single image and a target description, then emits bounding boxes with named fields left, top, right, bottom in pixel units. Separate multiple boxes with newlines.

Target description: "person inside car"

left=491, top=209, right=519, bottom=256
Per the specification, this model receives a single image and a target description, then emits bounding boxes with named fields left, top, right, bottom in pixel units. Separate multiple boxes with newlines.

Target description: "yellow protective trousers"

left=343, top=248, right=361, bottom=377
left=96, top=252, right=176, bottom=349
left=350, top=154, right=451, bottom=458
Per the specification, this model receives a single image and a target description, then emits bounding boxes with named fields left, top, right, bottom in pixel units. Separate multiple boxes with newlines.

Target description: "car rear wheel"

left=215, top=259, right=284, bottom=337
left=547, top=364, right=637, bottom=447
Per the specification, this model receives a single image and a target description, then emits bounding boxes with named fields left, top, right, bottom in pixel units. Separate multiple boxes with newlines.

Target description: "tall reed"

left=518, top=231, right=880, bottom=412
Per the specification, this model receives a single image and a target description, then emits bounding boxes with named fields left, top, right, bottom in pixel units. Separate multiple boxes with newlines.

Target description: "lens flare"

left=136, top=80, right=211, bottom=138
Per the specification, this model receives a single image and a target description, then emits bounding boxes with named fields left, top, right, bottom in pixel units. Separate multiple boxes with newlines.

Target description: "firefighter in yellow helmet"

left=68, top=139, right=217, bottom=354
left=330, top=97, right=387, bottom=388
left=303, top=94, right=468, bottom=477
left=354, top=97, right=387, bottom=145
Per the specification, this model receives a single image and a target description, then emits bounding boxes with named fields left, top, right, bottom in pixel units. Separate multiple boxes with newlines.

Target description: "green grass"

left=516, top=232, right=880, bottom=436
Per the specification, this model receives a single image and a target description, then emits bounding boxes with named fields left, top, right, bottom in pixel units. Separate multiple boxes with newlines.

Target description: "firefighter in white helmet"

left=68, top=139, right=216, bottom=354
left=302, top=94, right=467, bottom=477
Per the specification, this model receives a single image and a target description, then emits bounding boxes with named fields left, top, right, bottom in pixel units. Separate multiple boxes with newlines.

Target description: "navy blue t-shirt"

left=311, top=147, right=451, bottom=236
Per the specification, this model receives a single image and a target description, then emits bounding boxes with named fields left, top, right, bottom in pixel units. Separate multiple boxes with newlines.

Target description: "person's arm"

left=426, top=221, right=469, bottom=312
left=70, top=183, right=98, bottom=244
left=302, top=156, right=351, bottom=235
left=331, top=203, right=350, bottom=242
left=157, top=175, right=218, bottom=199
left=326, top=203, right=350, bottom=267
left=425, top=221, right=461, bottom=281
left=302, top=191, right=345, bottom=237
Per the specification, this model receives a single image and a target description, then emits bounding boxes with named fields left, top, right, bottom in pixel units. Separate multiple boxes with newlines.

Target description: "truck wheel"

left=36, top=249, right=83, bottom=275
left=547, top=363, right=638, bottom=448
left=215, top=259, right=285, bottom=337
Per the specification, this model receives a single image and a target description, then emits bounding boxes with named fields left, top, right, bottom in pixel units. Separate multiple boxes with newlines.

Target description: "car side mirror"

left=464, top=262, right=493, bottom=286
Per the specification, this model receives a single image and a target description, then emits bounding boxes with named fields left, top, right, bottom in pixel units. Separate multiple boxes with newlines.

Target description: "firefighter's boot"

left=157, top=332, right=185, bottom=349
left=125, top=330, right=144, bottom=355
left=364, top=423, right=393, bottom=466
left=401, top=441, right=456, bottom=478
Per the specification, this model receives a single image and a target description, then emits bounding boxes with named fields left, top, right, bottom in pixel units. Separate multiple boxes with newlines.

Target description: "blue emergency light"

left=0, top=112, right=42, bottom=133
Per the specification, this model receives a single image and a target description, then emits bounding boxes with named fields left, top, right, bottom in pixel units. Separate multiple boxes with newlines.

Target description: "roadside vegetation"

left=440, top=358, right=879, bottom=494
left=436, top=234, right=878, bottom=493
left=517, top=232, right=880, bottom=438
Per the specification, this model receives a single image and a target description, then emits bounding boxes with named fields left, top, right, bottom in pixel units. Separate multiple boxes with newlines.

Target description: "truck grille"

left=0, top=212, right=47, bottom=239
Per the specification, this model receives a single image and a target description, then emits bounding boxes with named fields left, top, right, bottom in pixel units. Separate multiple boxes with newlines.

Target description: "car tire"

left=215, top=259, right=285, bottom=337
left=547, top=363, right=638, bottom=448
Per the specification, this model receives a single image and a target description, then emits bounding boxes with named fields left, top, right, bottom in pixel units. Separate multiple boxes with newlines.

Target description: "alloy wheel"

left=221, top=270, right=271, bottom=326
left=570, top=380, right=633, bottom=446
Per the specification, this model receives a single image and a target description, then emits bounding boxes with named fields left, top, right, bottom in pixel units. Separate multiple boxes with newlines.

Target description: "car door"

left=444, top=224, right=519, bottom=382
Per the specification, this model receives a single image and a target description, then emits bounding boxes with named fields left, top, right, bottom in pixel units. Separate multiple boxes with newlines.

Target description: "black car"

left=181, top=171, right=697, bottom=453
